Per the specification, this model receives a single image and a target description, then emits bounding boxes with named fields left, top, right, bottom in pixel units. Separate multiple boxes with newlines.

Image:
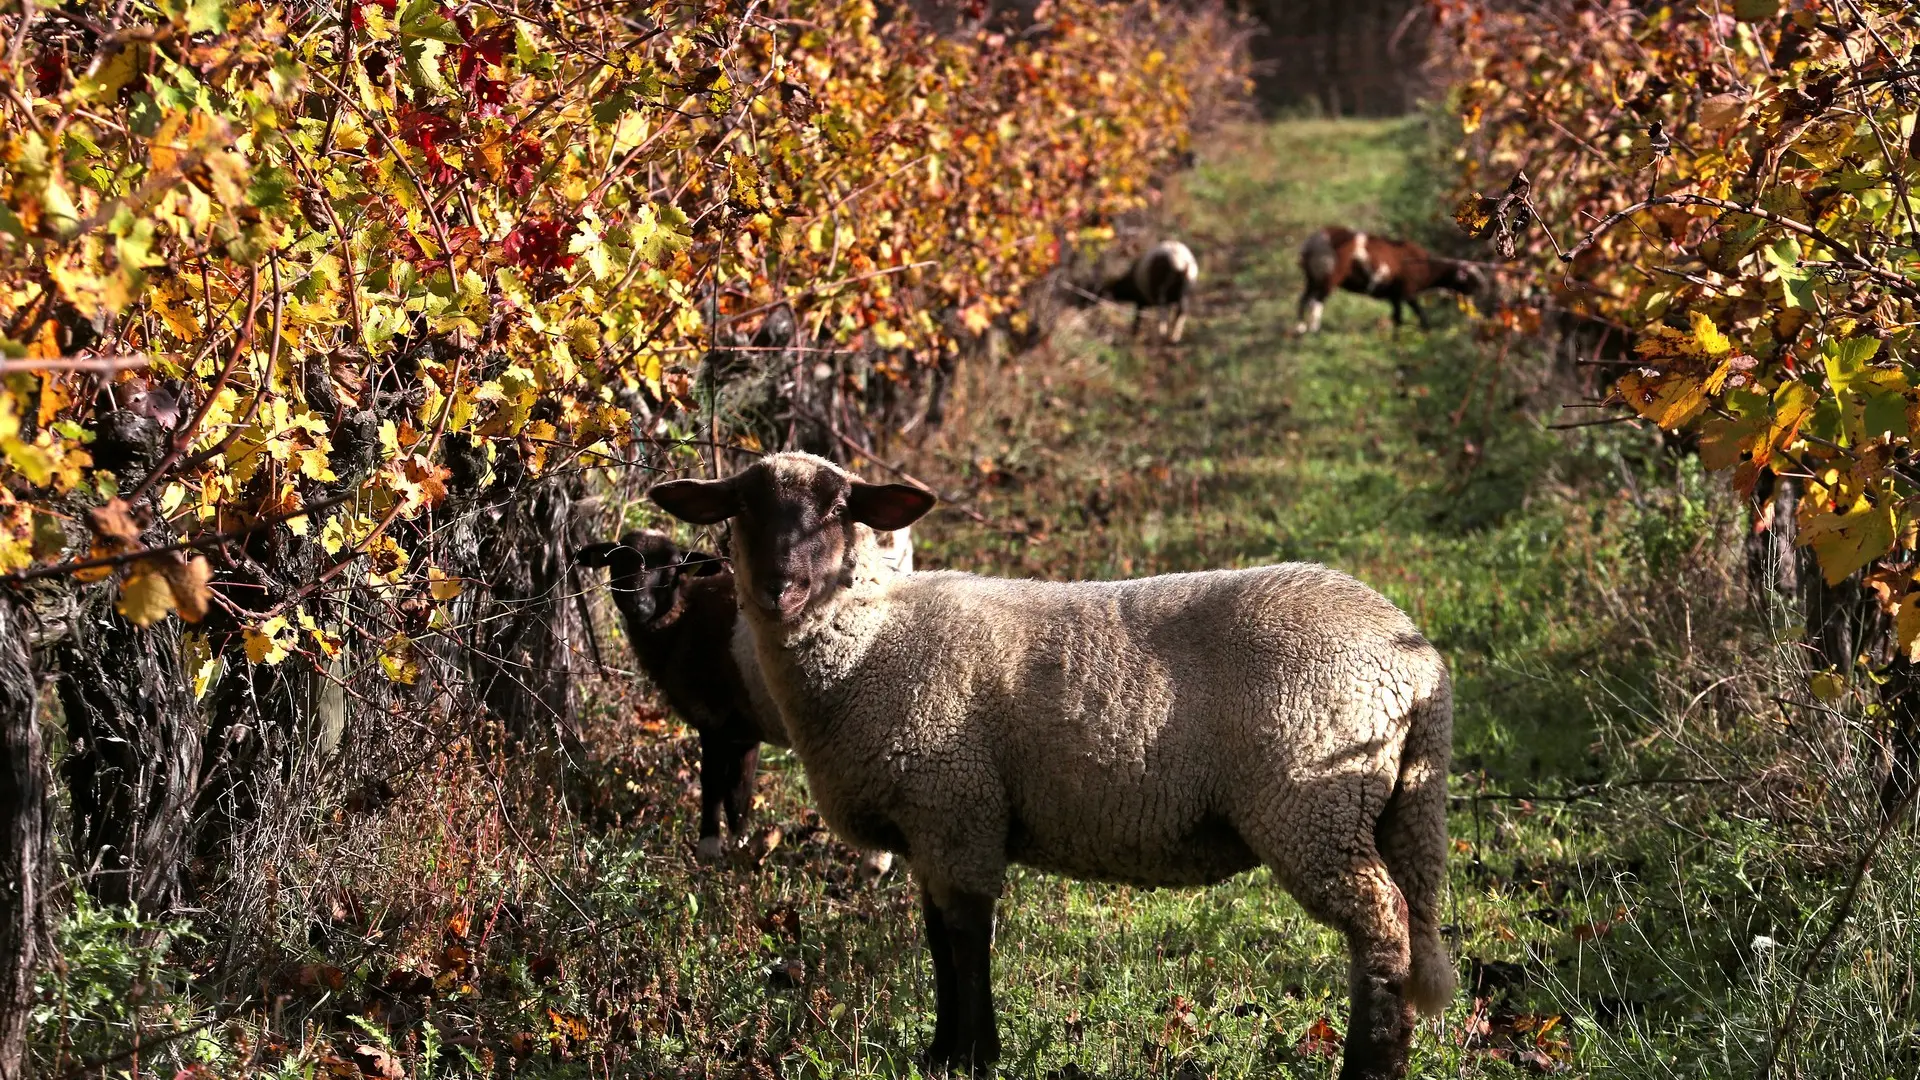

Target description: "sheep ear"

left=848, top=482, right=936, bottom=530
left=576, top=542, right=622, bottom=568
left=650, top=477, right=740, bottom=524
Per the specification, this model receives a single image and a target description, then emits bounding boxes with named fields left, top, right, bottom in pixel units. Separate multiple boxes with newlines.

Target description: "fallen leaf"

left=1295, top=1016, right=1342, bottom=1058
left=351, top=1043, right=404, bottom=1080
left=747, top=824, right=783, bottom=864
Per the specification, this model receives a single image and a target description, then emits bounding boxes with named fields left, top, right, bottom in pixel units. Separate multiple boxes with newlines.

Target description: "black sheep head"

left=576, top=530, right=722, bottom=626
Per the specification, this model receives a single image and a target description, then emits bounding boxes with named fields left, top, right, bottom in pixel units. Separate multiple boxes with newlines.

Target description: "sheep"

left=1296, top=226, right=1484, bottom=335
left=1099, top=239, right=1200, bottom=343
left=576, top=528, right=900, bottom=878
left=649, top=452, right=1455, bottom=1080
left=576, top=531, right=766, bottom=860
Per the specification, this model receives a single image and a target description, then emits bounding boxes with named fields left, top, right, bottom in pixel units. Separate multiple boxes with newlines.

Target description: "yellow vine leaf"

left=245, top=618, right=295, bottom=666
left=1616, top=370, right=1706, bottom=430
left=1801, top=496, right=1896, bottom=586
left=1898, top=597, right=1920, bottom=665
left=116, top=569, right=178, bottom=627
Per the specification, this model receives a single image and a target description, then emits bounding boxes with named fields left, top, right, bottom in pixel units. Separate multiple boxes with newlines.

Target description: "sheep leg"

left=1169, top=299, right=1187, bottom=344
left=919, top=887, right=960, bottom=1064
left=1250, top=789, right=1413, bottom=1080
left=1129, top=307, right=1144, bottom=340
left=694, top=731, right=744, bottom=861
left=1296, top=293, right=1325, bottom=335
left=935, top=888, right=1001, bottom=1073
left=722, top=742, right=760, bottom=839
left=1407, top=295, right=1430, bottom=331
left=1377, top=694, right=1456, bottom=1016
left=1292, top=856, right=1415, bottom=1080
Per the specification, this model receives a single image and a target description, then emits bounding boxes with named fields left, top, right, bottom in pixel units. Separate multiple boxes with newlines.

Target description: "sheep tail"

left=1380, top=664, right=1455, bottom=1016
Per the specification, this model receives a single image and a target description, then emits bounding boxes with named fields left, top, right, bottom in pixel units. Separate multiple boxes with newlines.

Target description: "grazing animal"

left=1296, top=226, right=1484, bottom=334
left=1100, top=240, right=1200, bottom=343
left=577, top=528, right=905, bottom=877
left=650, top=453, right=1455, bottom=1080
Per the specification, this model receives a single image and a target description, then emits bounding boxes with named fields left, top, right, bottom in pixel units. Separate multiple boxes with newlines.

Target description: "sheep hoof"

left=917, top=1043, right=999, bottom=1077
left=856, top=850, right=894, bottom=882
left=695, top=835, right=725, bottom=863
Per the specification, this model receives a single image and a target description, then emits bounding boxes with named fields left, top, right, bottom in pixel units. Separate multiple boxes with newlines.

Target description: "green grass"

left=45, top=116, right=1920, bottom=1080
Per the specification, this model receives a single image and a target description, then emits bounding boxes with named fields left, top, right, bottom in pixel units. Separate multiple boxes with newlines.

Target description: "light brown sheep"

left=650, top=452, right=1454, bottom=1080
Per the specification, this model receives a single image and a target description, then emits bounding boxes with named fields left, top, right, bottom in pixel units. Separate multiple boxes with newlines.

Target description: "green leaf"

left=1761, top=236, right=1800, bottom=269
left=1732, top=0, right=1781, bottom=22
left=633, top=203, right=690, bottom=264
left=115, top=218, right=159, bottom=271
left=1778, top=266, right=1817, bottom=309
left=401, top=37, right=451, bottom=94
left=1863, top=391, right=1909, bottom=440
left=186, top=0, right=227, bottom=34
left=398, top=0, right=464, bottom=43
left=126, top=93, right=163, bottom=137
left=1823, top=335, right=1882, bottom=393
left=591, top=89, right=634, bottom=126
left=247, top=164, right=294, bottom=211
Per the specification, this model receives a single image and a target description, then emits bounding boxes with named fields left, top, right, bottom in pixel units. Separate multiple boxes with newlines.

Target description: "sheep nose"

left=751, top=578, right=810, bottom=619
left=776, top=579, right=810, bottom=620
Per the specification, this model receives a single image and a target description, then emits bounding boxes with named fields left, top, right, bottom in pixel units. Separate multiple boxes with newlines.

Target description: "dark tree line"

left=1247, top=0, right=1432, bottom=116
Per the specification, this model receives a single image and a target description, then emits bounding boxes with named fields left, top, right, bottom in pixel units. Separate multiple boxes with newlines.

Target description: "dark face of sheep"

left=649, top=454, right=936, bottom=624
left=575, top=530, right=721, bottom=626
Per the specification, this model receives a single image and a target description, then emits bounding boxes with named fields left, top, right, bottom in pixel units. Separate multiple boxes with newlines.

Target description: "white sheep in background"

left=1100, top=239, right=1200, bottom=343
left=650, top=452, right=1454, bottom=1080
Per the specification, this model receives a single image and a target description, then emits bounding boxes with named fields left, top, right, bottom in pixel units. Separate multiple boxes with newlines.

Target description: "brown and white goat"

left=578, top=529, right=901, bottom=875
left=1295, top=227, right=1484, bottom=334
left=1100, top=240, right=1200, bottom=343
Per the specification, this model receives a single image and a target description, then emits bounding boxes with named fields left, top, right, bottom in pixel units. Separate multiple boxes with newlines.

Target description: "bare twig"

left=126, top=267, right=262, bottom=505
left=0, top=490, right=357, bottom=587
left=1556, top=193, right=1920, bottom=300
left=718, top=262, right=938, bottom=328
left=0, top=355, right=170, bottom=374
left=1547, top=414, right=1645, bottom=430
